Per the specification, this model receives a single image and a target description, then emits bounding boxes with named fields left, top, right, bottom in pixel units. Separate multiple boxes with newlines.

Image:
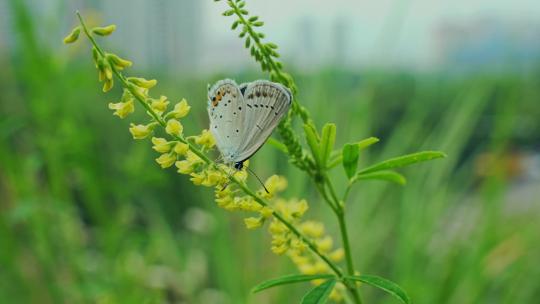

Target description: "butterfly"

left=207, top=79, right=292, bottom=171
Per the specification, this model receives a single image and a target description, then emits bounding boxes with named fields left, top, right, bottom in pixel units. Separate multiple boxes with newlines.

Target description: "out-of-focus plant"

left=64, top=1, right=445, bottom=302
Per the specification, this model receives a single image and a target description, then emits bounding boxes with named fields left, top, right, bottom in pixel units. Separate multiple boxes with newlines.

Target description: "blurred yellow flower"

left=108, top=99, right=134, bottom=119
left=129, top=123, right=152, bottom=139
left=156, top=153, right=176, bottom=168
left=195, top=129, right=216, bottom=148
left=151, top=95, right=169, bottom=114
left=165, top=119, right=183, bottom=136
left=173, top=142, right=189, bottom=155
left=151, top=137, right=171, bottom=153
left=244, top=217, right=263, bottom=229
left=170, top=98, right=191, bottom=119
left=175, top=160, right=193, bottom=174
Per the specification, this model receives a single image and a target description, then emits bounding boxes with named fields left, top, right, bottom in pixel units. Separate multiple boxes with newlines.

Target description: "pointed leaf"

left=356, top=137, right=380, bottom=150
left=342, top=143, right=359, bottom=179
left=359, top=151, right=446, bottom=174
left=346, top=275, right=411, bottom=304
left=304, top=124, right=322, bottom=166
left=301, top=279, right=336, bottom=304
left=267, top=137, right=288, bottom=154
left=319, top=123, right=336, bottom=167
left=327, top=137, right=379, bottom=169
left=351, top=170, right=406, bottom=185
left=252, top=274, right=335, bottom=293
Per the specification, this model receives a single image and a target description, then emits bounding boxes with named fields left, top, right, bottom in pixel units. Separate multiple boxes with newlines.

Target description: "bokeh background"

left=1, top=0, right=539, bottom=303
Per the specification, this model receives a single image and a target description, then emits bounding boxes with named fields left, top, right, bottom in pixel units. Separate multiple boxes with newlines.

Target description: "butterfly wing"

left=233, top=80, right=292, bottom=163
left=207, top=79, right=246, bottom=162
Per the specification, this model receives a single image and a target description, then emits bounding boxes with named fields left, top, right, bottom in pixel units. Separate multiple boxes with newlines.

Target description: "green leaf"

left=359, top=151, right=446, bottom=175
left=346, top=275, right=411, bottom=304
left=304, top=124, right=322, bottom=166
left=267, top=137, right=288, bottom=154
left=357, top=137, right=380, bottom=150
left=301, top=279, right=336, bottom=304
left=351, top=170, right=406, bottom=185
left=252, top=274, right=335, bottom=293
left=342, top=143, right=359, bottom=179
left=319, top=123, right=336, bottom=168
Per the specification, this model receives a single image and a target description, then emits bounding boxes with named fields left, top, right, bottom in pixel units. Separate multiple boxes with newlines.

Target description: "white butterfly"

left=207, top=79, right=292, bottom=170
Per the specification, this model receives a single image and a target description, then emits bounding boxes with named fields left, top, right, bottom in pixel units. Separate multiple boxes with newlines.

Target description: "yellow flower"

left=264, top=175, right=288, bottom=194
left=165, top=119, right=183, bottom=136
left=108, top=99, right=134, bottom=119
left=129, top=123, right=152, bottom=139
left=202, top=169, right=226, bottom=187
left=156, top=153, right=176, bottom=168
left=151, top=137, right=171, bottom=153
left=316, top=236, right=333, bottom=252
left=190, top=172, right=206, bottom=185
left=300, top=221, right=325, bottom=238
left=151, top=95, right=169, bottom=114
left=173, top=142, right=189, bottom=155
left=259, top=207, right=274, bottom=218
left=269, top=221, right=287, bottom=235
left=175, top=160, right=194, bottom=174
left=290, top=199, right=309, bottom=218
left=244, top=217, right=263, bottom=229
left=170, top=99, right=191, bottom=119
left=271, top=244, right=289, bottom=255
left=194, top=129, right=215, bottom=148
left=185, top=150, right=203, bottom=165
left=329, top=248, right=345, bottom=262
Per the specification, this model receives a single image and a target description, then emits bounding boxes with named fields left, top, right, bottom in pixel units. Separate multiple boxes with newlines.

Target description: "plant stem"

left=325, top=174, right=363, bottom=304
left=76, top=10, right=345, bottom=283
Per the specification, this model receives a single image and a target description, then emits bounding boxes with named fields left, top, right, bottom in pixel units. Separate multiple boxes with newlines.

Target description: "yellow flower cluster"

left=89, top=35, right=345, bottom=301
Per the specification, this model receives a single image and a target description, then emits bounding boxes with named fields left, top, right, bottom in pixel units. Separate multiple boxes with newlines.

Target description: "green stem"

left=325, top=174, right=363, bottom=304
left=76, top=10, right=344, bottom=281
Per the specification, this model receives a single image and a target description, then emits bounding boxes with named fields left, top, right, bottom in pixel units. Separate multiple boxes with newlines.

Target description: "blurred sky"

left=2, top=0, right=540, bottom=74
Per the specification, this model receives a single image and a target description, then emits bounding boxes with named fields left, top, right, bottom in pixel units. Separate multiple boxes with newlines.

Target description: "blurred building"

left=432, top=17, right=540, bottom=71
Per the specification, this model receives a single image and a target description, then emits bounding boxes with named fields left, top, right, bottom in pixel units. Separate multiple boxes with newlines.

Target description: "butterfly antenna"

left=246, top=166, right=269, bottom=194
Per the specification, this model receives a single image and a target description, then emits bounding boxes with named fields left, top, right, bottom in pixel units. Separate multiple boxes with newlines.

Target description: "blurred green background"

left=1, top=0, right=539, bottom=303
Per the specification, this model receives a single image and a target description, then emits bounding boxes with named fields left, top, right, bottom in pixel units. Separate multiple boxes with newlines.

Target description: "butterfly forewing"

left=234, top=80, right=291, bottom=162
left=207, top=79, right=246, bottom=161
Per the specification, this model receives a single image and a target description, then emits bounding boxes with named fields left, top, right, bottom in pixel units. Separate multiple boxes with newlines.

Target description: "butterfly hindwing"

left=207, top=79, right=246, bottom=162
left=234, top=80, right=292, bottom=162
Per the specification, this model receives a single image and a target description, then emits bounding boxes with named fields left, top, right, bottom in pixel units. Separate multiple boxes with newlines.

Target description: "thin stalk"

left=325, top=174, right=363, bottom=304
left=76, top=10, right=344, bottom=281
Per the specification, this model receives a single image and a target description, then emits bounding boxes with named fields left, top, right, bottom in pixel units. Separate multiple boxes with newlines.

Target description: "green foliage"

left=3, top=0, right=539, bottom=303
left=346, top=275, right=411, bottom=304
left=252, top=274, right=335, bottom=293
left=301, top=279, right=337, bottom=304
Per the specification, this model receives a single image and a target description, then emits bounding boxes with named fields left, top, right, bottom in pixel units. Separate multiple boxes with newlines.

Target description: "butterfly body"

left=207, top=79, right=292, bottom=168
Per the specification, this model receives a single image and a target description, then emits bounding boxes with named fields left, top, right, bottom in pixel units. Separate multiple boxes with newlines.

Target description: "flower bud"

left=107, top=53, right=132, bottom=70
left=63, top=26, right=81, bottom=44
left=91, top=24, right=116, bottom=36
left=127, top=77, right=157, bottom=89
